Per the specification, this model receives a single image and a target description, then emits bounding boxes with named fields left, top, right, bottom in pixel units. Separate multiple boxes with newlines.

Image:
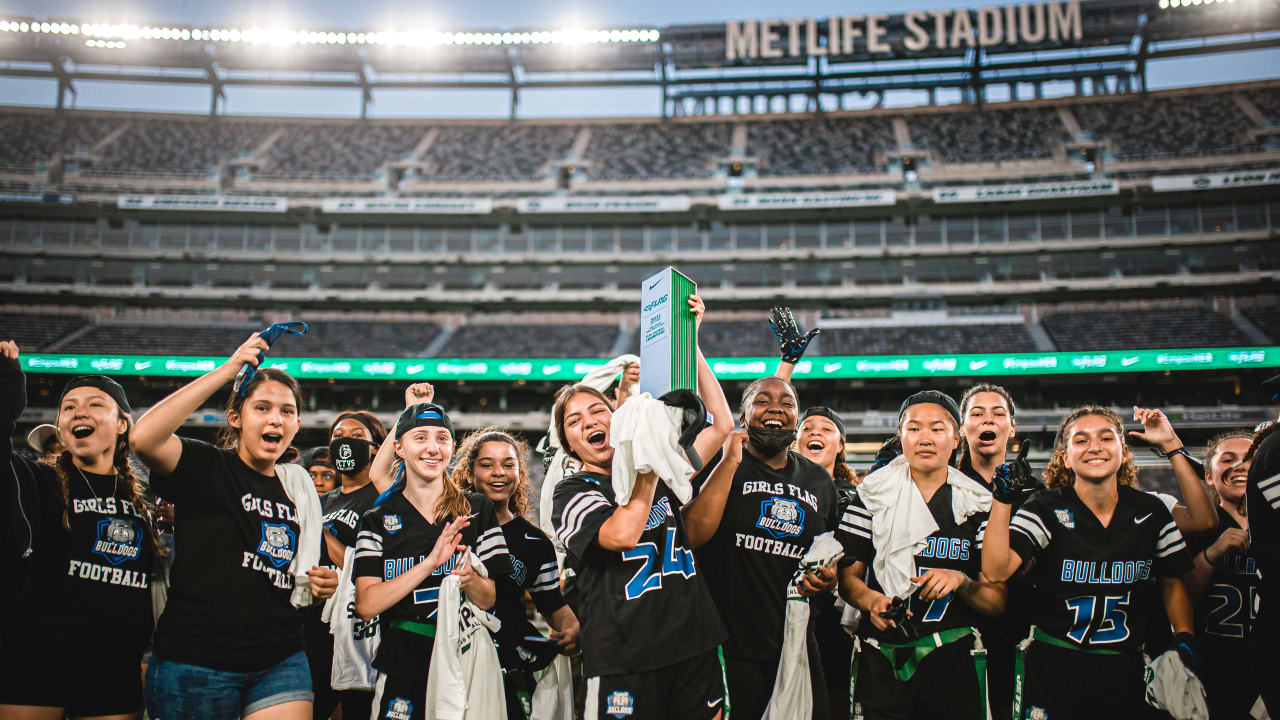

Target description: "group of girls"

left=1, top=295, right=1277, bottom=720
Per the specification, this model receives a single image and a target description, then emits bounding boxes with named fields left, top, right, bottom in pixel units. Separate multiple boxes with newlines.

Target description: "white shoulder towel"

left=854, top=456, right=992, bottom=599
left=529, top=654, right=575, bottom=720
left=538, top=353, right=640, bottom=545
left=274, top=462, right=323, bottom=608
left=323, top=546, right=380, bottom=691
left=425, top=553, right=506, bottom=720
left=1144, top=649, right=1209, bottom=720
left=763, top=533, right=846, bottom=720
left=609, top=392, right=696, bottom=506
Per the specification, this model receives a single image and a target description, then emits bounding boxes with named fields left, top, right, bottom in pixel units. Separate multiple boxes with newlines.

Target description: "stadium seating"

left=907, top=107, right=1067, bottom=163
left=1242, top=305, right=1280, bottom=343
left=749, top=117, right=895, bottom=175
left=1041, top=308, right=1254, bottom=351
left=0, top=113, right=118, bottom=173
left=270, top=321, right=442, bottom=358
left=584, top=122, right=730, bottom=179
left=1250, top=88, right=1280, bottom=126
left=438, top=323, right=619, bottom=358
left=0, top=312, right=90, bottom=351
left=693, top=320, right=780, bottom=357
left=1072, top=92, right=1259, bottom=160
left=84, top=118, right=282, bottom=177
left=819, top=323, right=1039, bottom=356
left=423, top=125, right=578, bottom=181
left=57, top=324, right=261, bottom=356
left=258, top=123, right=423, bottom=180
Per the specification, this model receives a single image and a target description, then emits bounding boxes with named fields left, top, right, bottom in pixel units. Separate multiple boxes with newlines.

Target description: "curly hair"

left=451, top=426, right=533, bottom=519
left=1042, top=406, right=1138, bottom=489
left=51, top=414, right=166, bottom=555
left=1243, top=421, right=1280, bottom=467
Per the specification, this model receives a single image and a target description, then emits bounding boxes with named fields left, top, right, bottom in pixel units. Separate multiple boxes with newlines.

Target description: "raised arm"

left=768, top=306, right=818, bottom=381
left=130, top=334, right=268, bottom=475
left=1130, top=407, right=1217, bottom=534
left=594, top=471, right=661, bottom=552
left=689, top=295, right=732, bottom=466
left=980, top=499, right=1025, bottom=582
left=682, top=430, right=746, bottom=548
left=369, top=382, right=435, bottom=492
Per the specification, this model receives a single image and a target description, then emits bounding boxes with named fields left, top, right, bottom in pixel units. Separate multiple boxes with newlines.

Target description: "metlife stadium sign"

left=20, top=347, right=1278, bottom=382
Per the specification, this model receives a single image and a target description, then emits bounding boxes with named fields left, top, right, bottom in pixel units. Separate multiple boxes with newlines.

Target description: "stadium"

left=1, top=0, right=1279, bottom=716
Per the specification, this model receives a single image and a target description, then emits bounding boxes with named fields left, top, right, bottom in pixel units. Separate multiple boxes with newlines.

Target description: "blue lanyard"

left=233, top=321, right=308, bottom=396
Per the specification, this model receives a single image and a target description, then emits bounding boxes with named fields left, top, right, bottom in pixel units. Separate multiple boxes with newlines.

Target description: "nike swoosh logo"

left=969, top=360, right=988, bottom=370
left=823, top=362, right=841, bottom=373
left=543, top=364, right=561, bottom=374
left=1121, top=356, right=1140, bottom=367
left=1134, top=513, right=1151, bottom=524
left=525, top=532, right=542, bottom=541
left=649, top=279, right=661, bottom=289
left=706, top=698, right=723, bottom=708
left=134, top=360, right=152, bottom=370
left=407, top=364, right=424, bottom=374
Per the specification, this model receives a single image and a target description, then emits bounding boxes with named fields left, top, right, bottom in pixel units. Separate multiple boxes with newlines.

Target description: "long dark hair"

left=552, top=383, right=614, bottom=461
left=958, top=383, right=1017, bottom=472
left=215, top=368, right=303, bottom=450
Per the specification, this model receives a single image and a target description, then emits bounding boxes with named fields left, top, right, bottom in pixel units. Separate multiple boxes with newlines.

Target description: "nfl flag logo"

left=1054, top=509, right=1075, bottom=529
left=606, top=691, right=634, bottom=717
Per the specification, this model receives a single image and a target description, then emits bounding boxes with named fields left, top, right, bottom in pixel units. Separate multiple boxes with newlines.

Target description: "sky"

left=1, top=0, right=1277, bottom=117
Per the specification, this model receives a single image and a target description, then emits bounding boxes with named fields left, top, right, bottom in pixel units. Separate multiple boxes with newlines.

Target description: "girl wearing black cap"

left=352, top=400, right=510, bottom=720
left=683, top=376, right=841, bottom=720
left=835, top=390, right=1006, bottom=720
left=1, top=340, right=161, bottom=720
left=302, top=408, right=391, bottom=720
left=451, top=425, right=580, bottom=719
left=129, top=334, right=338, bottom=720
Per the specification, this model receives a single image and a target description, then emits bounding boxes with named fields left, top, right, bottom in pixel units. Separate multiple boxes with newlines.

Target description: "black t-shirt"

left=551, top=471, right=726, bottom=676
left=696, top=451, right=838, bottom=660
left=494, top=515, right=566, bottom=635
left=150, top=438, right=304, bottom=672
left=2, top=457, right=155, bottom=663
left=303, top=481, right=383, bottom=649
left=1009, top=485, right=1193, bottom=652
left=1247, top=428, right=1280, bottom=599
left=1187, top=504, right=1260, bottom=718
left=353, top=491, right=510, bottom=676
left=838, top=483, right=988, bottom=643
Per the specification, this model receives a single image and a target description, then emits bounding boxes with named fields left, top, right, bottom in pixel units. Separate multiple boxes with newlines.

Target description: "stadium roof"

left=1, top=0, right=1278, bottom=117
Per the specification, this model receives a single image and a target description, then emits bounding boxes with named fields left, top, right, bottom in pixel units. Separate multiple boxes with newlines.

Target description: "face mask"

left=329, top=437, right=371, bottom=476
left=747, top=425, right=796, bottom=458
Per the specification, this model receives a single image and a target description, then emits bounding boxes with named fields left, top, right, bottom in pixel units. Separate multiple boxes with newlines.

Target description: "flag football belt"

left=1013, top=626, right=1134, bottom=719
left=390, top=618, right=436, bottom=638
left=860, top=626, right=981, bottom=682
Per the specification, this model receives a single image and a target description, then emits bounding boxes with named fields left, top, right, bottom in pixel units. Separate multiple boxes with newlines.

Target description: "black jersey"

left=1188, top=504, right=1260, bottom=719
left=695, top=451, right=838, bottom=660
left=304, top=482, right=382, bottom=648
left=353, top=490, right=510, bottom=675
left=1009, top=486, right=1193, bottom=652
left=839, top=483, right=988, bottom=642
left=495, top=514, right=565, bottom=625
left=1247, top=428, right=1280, bottom=596
left=551, top=471, right=726, bottom=676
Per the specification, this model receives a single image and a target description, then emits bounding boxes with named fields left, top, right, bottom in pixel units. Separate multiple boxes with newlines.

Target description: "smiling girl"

left=1, top=340, right=160, bottom=720
left=129, top=334, right=338, bottom=720
left=981, top=405, right=1198, bottom=719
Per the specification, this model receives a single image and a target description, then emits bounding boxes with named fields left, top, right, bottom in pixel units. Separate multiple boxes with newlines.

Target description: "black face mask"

left=329, top=437, right=371, bottom=476
left=747, top=425, right=796, bottom=458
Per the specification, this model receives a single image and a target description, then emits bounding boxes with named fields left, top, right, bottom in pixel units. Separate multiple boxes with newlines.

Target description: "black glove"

left=992, top=440, right=1033, bottom=504
left=1167, top=632, right=1200, bottom=676
left=769, top=307, right=819, bottom=364
left=879, top=596, right=916, bottom=640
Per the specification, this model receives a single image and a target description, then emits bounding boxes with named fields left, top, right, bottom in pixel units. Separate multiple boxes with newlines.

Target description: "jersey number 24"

left=623, top=528, right=696, bottom=600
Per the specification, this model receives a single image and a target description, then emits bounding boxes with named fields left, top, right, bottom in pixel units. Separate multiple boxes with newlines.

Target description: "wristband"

left=1150, top=445, right=1193, bottom=463
left=958, top=573, right=973, bottom=594
left=1201, top=548, right=1213, bottom=566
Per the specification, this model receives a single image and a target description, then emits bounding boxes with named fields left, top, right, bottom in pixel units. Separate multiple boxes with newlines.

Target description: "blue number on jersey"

left=1204, top=584, right=1258, bottom=638
left=921, top=592, right=954, bottom=622
left=1065, top=592, right=1131, bottom=645
left=622, top=527, right=696, bottom=600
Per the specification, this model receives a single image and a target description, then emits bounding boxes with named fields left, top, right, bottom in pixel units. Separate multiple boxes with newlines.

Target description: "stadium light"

left=0, top=16, right=660, bottom=48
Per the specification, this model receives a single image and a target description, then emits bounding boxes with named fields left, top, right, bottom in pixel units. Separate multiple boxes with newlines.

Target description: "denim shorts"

left=145, top=650, right=313, bottom=719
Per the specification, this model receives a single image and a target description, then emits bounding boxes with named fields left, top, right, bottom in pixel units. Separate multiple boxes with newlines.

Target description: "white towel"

left=425, top=553, right=506, bottom=720
left=1251, top=696, right=1271, bottom=720
left=529, top=654, right=575, bottom=720
left=323, top=546, right=379, bottom=691
left=1144, top=649, right=1209, bottom=720
left=855, top=455, right=992, bottom=599
left=275, top=462, right=324, bottom=608
left=609, top=393, right=696, bottom=506
left=763, top=533, right=845, bottom=720
left=538, top=353, right=641, bottom=546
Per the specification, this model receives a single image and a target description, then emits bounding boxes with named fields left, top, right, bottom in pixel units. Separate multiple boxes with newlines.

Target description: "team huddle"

left=1, top=299, right=1277, bottom=720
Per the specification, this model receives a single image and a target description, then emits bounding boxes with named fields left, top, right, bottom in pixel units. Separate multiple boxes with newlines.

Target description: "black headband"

left=298, top=446, right=330, bottom=468
left=395, top=402, right=455, bottom=441
left=800, top=406, right=846, bottom=438
left=60, top=375, right=132, bottom=415
left=898, top=390, right=960, bottom=429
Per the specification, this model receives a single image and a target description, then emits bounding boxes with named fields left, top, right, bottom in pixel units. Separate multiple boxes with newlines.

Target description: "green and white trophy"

left=639, top=266, right=698, bottom=396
